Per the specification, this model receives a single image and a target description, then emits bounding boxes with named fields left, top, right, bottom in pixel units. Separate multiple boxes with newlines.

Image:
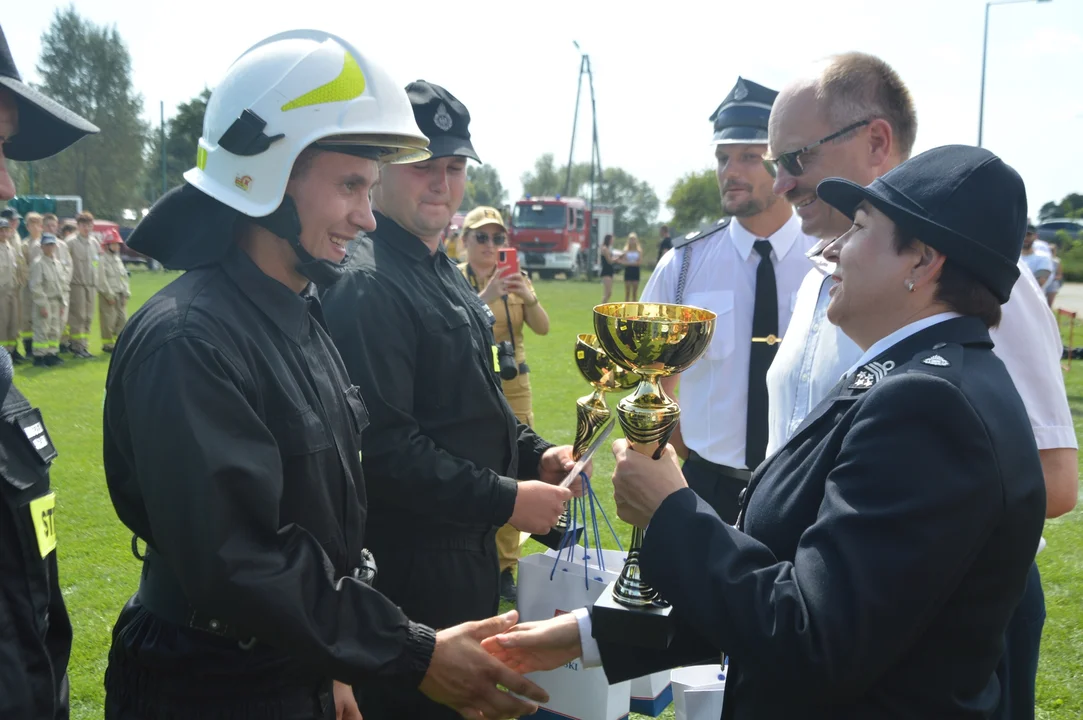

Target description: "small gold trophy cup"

left=591, top=302, right=716, bottom=648
left=533, top=334, right=637, bottom=550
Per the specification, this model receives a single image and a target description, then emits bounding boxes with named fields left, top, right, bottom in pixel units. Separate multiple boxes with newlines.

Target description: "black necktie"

left=746, top=240, right=777, bottom=469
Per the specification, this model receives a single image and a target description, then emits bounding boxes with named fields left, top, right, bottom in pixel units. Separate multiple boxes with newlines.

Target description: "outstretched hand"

left=481, top=613, right=583, bottom=675
left=420, top=610, right=550, bottom=720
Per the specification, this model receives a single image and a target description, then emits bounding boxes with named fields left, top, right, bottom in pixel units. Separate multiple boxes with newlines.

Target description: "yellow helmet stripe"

left=281, top=51, right=366, bottom=112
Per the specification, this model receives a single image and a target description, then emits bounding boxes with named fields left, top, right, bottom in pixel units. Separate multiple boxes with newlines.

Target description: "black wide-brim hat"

left=0, top=24, right=99, bottom=161
left=817, top=145, right=1025, bottom=304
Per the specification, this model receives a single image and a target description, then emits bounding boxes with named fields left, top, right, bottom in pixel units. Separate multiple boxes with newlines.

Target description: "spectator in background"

left=97, top=231, right=129, bottom=352
left=59, top=221, right=76, bottom=240
left=459, top=205, right=551, bottom=603
left=66, top=211, right=99, bottom=358
left=599, top=233, right=617, bottom=303
left=18, top=211, right=43, bottom=358
left=42, top=212, right=59, bottom=237
left=657, top=224, right=673, bottom=264
left=0, top=219, right=20, bottom=363
left=619, top=232, right=641, bottom=300
left=1046, top=244, right=1063, bottom=308
left=29, top=234, right=65, bottom=367
left=1021, top=224, right=1054, bottom=290
left=444, top=225, right=463, bottom=262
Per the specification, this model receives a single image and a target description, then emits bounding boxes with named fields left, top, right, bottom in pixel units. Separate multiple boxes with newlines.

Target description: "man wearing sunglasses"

left=638, top=76, right=817, bottom=523
left=766, top=51, right=1077, bottom=720
left=321, top=80, right=578, bottom=720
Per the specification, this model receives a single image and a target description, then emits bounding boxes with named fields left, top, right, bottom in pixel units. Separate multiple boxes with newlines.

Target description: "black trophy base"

left=531, top=525, right=584, bottom=551
left=591, top=579, right=674, bottom=649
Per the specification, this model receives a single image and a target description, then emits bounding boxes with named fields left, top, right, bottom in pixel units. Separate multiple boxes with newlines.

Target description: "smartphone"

left=497, top=247, right=520, bottom=276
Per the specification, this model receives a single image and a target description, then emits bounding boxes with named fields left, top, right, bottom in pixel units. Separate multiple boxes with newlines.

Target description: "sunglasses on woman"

left=768, top=119, right=871, bottom=177
left=473, top=231, right=506, bottom=246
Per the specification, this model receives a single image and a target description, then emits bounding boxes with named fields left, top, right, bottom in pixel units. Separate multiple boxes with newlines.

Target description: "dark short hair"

left=603, top=234, right=613, bottom=246
left=894, top=229, right=1002, bottom=328
left=76, top=211, right=94, bottom=223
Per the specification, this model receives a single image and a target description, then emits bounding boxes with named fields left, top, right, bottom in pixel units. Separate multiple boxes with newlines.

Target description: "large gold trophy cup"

left=533, top=334, right=637, bottom=550
left=591, top=302, right=716, bottom=648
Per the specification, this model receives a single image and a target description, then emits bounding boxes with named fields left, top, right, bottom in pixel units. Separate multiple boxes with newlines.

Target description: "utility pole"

left=566, top=41, right=603, bottom=278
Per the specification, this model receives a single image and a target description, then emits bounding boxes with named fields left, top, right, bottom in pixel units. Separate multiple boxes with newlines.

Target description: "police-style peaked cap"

left=709, top=76, right=777, bottom=145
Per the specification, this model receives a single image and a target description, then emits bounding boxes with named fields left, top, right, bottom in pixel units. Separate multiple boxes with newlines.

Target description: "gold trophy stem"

left=574, top=391, right=611, bottom=460
left=616, top=375, right=680, bottom=460
left=613, top=527, right=668, bottom=608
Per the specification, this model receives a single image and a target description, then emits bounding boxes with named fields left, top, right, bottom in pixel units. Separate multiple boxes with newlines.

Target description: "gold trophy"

left=591, top=302, right=716, bottom=648
left=533, top=334, right=637, bottom=550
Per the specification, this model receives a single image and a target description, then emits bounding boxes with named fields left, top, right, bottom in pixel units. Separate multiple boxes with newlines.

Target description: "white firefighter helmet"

left=183, top=29, right=430, bottom=218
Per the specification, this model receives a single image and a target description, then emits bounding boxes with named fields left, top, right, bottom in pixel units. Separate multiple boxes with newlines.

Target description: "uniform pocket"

left=267, top=406, right=333, bottom=457
left=344, top=385, right=369, bottom=440
left=686, top=290, right=735, bottom=361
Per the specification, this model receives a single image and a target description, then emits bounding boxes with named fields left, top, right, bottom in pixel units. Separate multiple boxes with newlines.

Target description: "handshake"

left=419, top=609, right=584, bottom=720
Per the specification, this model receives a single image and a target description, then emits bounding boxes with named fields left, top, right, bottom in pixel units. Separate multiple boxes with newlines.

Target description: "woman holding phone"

left=459, top=206, right=551, bottom=602
left=619, top=233, right=642, bottom=300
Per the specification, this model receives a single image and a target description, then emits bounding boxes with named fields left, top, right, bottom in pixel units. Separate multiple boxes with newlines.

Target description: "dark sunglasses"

left=769, top=119, right=871, bottom=177
left=473, top=231, right=506, bottom=246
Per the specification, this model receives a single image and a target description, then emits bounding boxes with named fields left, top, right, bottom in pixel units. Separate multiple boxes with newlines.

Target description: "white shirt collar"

left=843, top=312, right=963, bottom=378
left=730, top=211, right=802, bottom=263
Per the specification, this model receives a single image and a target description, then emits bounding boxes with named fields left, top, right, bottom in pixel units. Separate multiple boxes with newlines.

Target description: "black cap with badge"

left=405, top=80, right=480, bottom=162
left=817, top=145, right=1026, bottom=304
left=709, top=76, right=778, bottom=146
left=0, top=24, right=98, bottom=161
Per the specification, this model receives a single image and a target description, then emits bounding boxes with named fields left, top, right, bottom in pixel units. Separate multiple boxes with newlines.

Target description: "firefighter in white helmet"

left=101, top=30, right=547, bottom=720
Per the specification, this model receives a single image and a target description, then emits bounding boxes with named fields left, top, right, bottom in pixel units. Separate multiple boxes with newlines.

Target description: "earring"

left=906, top=280, right=915, bottom=292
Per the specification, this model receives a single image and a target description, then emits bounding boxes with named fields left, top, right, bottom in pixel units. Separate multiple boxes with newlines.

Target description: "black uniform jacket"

left=320, top=212, right=551, bottom=543
left=103, top=242, right=434, bottom=689
left=595, top=316, right=1046, bottom=719
left=0, top=376, right=70, bottom=719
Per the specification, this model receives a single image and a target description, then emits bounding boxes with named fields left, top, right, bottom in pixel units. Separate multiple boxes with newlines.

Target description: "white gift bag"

left=630, top=669, right=673, bottom=716
left=671, top=664, right=727, bottom=720
left=518, top=544, right=631, bottom=720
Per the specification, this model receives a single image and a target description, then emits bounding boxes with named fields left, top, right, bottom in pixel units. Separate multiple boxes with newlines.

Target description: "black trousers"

left=357, top=527, right=500, bottom=720
left=993, top=562, right=1045, bottom=720
left=681, top=451, right=748, bottom=525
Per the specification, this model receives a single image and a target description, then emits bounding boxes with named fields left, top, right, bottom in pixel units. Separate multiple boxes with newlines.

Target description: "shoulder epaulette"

left=673, top=217, right=731, bottom=250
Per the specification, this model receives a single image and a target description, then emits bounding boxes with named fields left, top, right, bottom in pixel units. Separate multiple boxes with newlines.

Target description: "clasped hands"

left=479, top=439, right=689, bottom=702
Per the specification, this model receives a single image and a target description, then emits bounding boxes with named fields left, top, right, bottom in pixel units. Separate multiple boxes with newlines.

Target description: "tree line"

left=5, top=5, right=1078, bottom=250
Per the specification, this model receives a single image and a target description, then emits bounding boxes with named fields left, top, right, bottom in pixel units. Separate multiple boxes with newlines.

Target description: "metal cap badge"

left=708, top=76, right=778, bottom=146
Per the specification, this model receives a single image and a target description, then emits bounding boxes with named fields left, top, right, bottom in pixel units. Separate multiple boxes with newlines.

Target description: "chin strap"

left=252, top=194, right=349, bottom=288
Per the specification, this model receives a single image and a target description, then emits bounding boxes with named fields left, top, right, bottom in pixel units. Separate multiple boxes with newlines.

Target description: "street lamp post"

left=978, top=0, right=1052, bottom=147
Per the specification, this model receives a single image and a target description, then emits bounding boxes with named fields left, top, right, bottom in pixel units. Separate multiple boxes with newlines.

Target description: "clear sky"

left=5, top=0, right=1081, bottom=221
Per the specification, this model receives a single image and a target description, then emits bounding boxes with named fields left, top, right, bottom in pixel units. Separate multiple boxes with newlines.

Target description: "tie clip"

left=752, top=335, right=782, bottom=345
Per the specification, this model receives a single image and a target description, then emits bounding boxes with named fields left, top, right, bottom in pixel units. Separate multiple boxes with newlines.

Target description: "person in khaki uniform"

left=57, top=220, right=77, bottom=352
left=18, top=211, right=43, bottom=357
left=65, top=212, right=98, bottom=357
left=0, top=219, right=21, bottom=363
left=96, top=231, right=129, bottom=352
left=29, top=234, right=65, bottom=367
left=458, top=205, right=550, bottom=603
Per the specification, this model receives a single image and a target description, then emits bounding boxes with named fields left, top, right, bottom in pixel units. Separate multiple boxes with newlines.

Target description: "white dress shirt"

left=768, top=259, right=1076, bottom=454
left=641, top=213, right=817, bottom=468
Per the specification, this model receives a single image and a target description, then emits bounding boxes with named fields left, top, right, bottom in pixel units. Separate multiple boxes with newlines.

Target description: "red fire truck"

left=507, top=195, right=613, bottom=279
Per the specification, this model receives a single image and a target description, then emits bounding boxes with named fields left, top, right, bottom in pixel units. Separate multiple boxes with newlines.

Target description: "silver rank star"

left=923, top=354, right=950, bottom=367
left=851, top=371, right=874, bottom=389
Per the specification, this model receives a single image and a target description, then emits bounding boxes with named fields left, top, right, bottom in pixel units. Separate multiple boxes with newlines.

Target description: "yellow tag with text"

left=492, top=345, right=499, bottom=372
left=29, top=492, right=57, bottom=558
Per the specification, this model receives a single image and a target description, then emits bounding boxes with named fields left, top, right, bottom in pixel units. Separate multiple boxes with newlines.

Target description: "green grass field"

left=25, top=269, right=1081, bottom=719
